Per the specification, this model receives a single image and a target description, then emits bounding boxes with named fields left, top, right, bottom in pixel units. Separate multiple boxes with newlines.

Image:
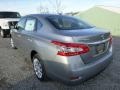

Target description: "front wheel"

left=32, top=54, right=47, bottom=81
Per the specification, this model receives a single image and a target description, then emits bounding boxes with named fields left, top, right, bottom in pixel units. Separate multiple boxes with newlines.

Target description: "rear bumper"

left=54, top=52, right=113, bottom=85
left=72, top=52, right=112, bottom=82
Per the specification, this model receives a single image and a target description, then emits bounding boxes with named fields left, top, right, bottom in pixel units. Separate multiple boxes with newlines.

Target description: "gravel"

left=0, top=36, right=120, bottom=90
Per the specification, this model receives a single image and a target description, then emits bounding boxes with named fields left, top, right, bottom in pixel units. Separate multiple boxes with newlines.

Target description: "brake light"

left=51, top=41, right=90, bottom=56
left=109, top=35, right=112, bottom=44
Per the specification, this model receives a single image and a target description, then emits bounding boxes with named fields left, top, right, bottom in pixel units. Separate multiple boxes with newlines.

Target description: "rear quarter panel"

left=30, top=32, right=74, bottom=78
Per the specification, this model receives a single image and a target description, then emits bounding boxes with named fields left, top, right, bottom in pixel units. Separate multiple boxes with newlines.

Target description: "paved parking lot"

left=0, top=36, right=120, bottom=90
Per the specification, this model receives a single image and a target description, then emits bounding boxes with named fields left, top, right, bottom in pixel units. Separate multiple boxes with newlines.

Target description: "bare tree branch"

left=37, top=3, right=49, bottom=14
left=37, top=0, right=65, bottom=14
left=49, top=0, right=65, bottom=14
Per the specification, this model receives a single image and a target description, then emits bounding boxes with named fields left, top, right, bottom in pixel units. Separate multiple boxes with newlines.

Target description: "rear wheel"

left=0, top=29, right=6, bottom=38
left=32, top=54, right=47, bottom=81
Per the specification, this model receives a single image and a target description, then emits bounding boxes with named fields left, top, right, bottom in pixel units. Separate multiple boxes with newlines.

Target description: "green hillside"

left=76, top=7, right=120, bottom=36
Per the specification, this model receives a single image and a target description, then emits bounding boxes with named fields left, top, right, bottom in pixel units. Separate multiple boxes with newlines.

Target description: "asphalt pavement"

left=0, top=36, right=120, bottom=90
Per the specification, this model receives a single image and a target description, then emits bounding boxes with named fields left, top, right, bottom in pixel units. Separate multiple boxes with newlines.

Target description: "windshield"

left=0, top=12, right=21, bottom=18
left=46, top=15, right=93, bottom=30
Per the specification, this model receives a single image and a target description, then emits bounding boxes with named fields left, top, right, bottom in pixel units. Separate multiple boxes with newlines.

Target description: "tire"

left=10, top=38, right=16, bottom=49
left=0, top=29, right=6, bottom=38
left=32, top=54, right=47, bottom=81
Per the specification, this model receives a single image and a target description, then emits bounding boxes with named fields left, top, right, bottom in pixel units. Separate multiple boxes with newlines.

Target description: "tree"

left=37, top=3, right=49, bottom=14
left=37, top=0, right=65, bottom=14
left=51, top=0, right=64, bottom=14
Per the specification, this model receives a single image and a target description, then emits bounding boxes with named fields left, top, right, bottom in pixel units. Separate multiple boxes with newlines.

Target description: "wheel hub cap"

left=33, top=58, right=43, bottom=78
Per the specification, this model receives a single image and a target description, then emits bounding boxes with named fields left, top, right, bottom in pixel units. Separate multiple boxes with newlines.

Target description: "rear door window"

left=25, top=18, right=37, bottom=31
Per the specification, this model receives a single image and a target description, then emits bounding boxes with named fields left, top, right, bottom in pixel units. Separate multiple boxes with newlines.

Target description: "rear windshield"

left=46, top=15, right=93, bottom=30
left=0, top=12, right=21, bottom=18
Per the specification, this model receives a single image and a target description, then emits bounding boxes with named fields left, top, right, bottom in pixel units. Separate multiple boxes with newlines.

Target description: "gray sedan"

left=10, top=14, right=113, bottom=85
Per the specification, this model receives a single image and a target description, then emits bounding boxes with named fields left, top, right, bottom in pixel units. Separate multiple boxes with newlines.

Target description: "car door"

left=19, top=17, right=37, bottom=58
left=12, top=17, right=27, bottom=49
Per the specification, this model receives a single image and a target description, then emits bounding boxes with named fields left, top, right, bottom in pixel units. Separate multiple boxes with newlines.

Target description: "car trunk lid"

left=57, top=27, right=111, bottom=64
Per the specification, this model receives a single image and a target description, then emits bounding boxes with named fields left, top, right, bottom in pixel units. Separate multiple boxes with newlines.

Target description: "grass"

left=76, top=7, right=120, bottom=36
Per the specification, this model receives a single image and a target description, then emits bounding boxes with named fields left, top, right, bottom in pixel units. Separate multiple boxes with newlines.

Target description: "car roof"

left=25, top=14, right=68, bottom=19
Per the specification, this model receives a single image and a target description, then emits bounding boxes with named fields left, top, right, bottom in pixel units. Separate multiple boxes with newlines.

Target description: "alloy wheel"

left=33, top=58, right=43, bottom=79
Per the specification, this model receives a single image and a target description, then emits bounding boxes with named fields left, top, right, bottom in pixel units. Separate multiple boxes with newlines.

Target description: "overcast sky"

left=0, top=0, right=120, bottom=15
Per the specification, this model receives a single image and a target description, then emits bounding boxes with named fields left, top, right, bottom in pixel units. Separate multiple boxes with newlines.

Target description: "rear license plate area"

left=96, top=43, right=105, bottom=54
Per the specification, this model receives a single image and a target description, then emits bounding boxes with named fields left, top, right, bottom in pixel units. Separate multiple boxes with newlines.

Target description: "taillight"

left=51, top=41, right=90, bottom=56
left=109, top=35, right=112, bottom=44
